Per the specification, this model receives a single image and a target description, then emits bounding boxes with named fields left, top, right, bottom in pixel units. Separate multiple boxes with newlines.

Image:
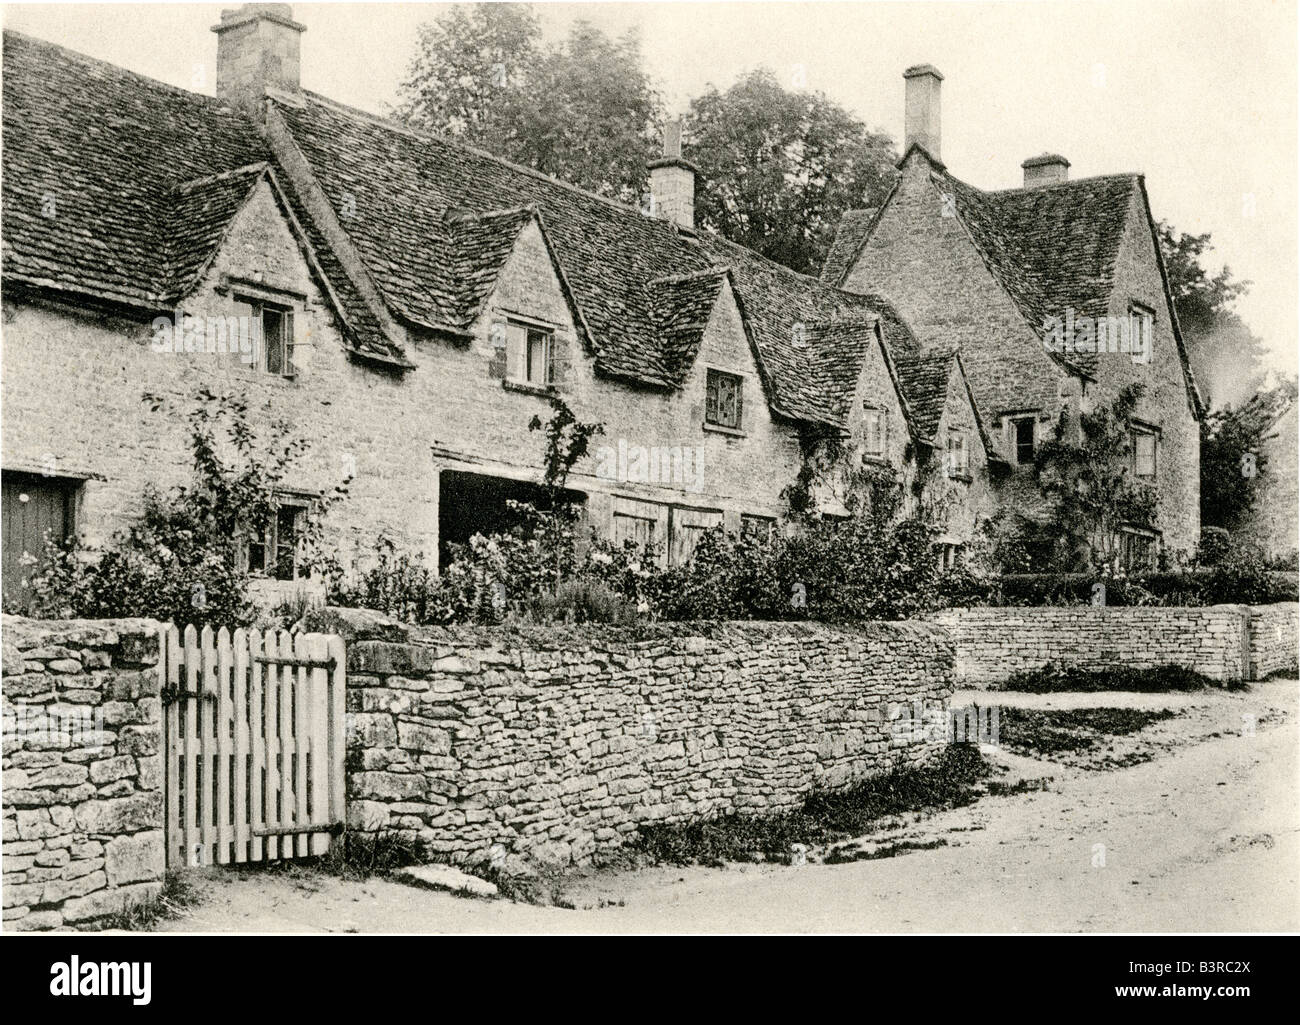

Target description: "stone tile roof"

left=1, top=31, right=268, bottom=308
left=893, top=350, right=956, bottom=440
left=159, top=164, right=272, bottom=301
left=893, top=348, right=1003, bottom=460
left=823, top=145, right=1204, bottom=416
left=1, top=30, right=931, bottom=431
left=820, top=207, right=882, bottom=285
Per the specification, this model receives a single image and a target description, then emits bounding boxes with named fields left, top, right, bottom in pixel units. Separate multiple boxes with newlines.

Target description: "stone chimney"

left=1022, top=153, right=1070, bottom=187
left=212, top=3, right=306, bottom=114
left=903, top=64, right=943, bottom=161
left=648, top=120, right=698, bottom=231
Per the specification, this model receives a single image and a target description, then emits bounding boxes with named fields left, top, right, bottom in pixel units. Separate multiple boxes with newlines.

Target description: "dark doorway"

left=438, top=470, right=585, bottom=567
left=2, top=471, right=80, bottom=608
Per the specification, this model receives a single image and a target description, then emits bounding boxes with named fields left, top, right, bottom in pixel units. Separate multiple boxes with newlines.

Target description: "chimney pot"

left=903, top=64, right=943, bottom=161
left=1021, top=153, right=1070, bottom=187
left=648, top=119, right=697, bottom=231
left=212, top=3, right=306, bottom=115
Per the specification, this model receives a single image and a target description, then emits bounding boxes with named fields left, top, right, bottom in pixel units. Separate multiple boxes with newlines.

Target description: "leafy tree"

left=528, top=395, right=604, bottom=590
left=396, top=6, right=661, bottom=201
left=1158, top=221, right=1266, bottom=409
left=686, top=69, right=897, bottom=275
left=1200, top=377, right=1297, bottom=528
left=1034, top=384, right=1158, bottom=573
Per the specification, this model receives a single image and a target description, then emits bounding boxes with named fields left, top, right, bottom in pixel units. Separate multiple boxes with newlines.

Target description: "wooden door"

left=2, top=472, right=76, bottom=606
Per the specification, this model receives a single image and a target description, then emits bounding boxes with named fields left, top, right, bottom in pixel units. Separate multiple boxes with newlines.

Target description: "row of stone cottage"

left=1, top=5, right=1202, bottom=604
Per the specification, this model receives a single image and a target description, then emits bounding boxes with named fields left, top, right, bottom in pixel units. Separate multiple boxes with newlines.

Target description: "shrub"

left=1198, top=526, right=1232, bottom=566
left=523, top=577, right=638, bottom=624
left=996, top=662, right=1231, bottom=693
left=26, top=389, right=346, bottom=629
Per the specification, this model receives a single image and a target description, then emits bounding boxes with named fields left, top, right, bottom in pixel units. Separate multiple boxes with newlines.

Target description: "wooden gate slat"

left=248, top=629, right=265, bottom=863
left=198, top=625, right=216, bottom=868
left=263, top=629, right=282, bottom=860
left=308, top=633, right=330, bottom=856
left=290, top=630, right=309, bottom=857
left=182, top=625, right=200, bottom=868
left=215, top=627, right=233, bottom=865
left=232, top=629, right=249, bottom=864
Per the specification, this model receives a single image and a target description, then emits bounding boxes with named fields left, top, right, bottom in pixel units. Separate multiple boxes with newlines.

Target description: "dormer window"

left=863, top=406, right=888, bottom=458
left=234, top=296, right=296, bottom=378
left=946, top=430, right=969, bottom=478
left=506, top=321, right=555, bottom=388
left=1009, top=415, right=1035, bottom=465
left=705, top=369, right=743, bottom=430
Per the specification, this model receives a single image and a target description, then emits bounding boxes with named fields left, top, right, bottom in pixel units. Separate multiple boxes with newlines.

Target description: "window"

left=741, top=514, right=776, bottom=540
left=237, top=298, right=296, bottom=378
left=1010, top=416, right=1035, bottom=465
left=938, top=542, right=963, bottom=571
left=945, top=431, right=969, bottom=477
left=1121, top=529, right=1158, bottom=571
left=1128, top=303, right=1154, bottom=361
left=705, top=369, right=743, bottom=430
left=506, top=321, right=555, bottom=387
left=246, top=500, right=306, bottom=581
left=1131, top=425, right=1158, bottom=479
left=863, top=406, right=888, bottom=458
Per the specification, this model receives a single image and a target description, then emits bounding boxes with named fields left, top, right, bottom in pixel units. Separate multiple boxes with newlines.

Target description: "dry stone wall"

left=337, top=610, right=954, bottom=869
left=1247, top=603, right=1300, bottom=679
left=930, top=604, right=1299, bottom=685
left=2, top=616, right=164, bottom=931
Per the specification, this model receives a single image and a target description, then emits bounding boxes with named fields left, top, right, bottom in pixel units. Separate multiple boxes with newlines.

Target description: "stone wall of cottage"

left=1246, top=603, right=1300, bottom=680
left=338, top=609, right=954, bottom=868
left=839, top=152, right=1202, bottom=556
left=930, top=604, right=1299, bottom=685
left=1092, top=186, right=1201, bottom=556
left=2, top=616, right=164, bottom=931
left=1, top=182, right=832, bottom=586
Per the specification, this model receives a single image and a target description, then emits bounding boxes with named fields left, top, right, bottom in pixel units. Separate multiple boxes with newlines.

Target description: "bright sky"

left=4, top=1, right=1297, bottom=376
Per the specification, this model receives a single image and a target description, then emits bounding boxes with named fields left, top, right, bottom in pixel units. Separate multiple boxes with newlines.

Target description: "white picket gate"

left=161, top=625, right=346, bottom=870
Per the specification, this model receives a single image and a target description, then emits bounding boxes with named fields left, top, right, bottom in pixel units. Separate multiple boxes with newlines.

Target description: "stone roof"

left=892, top=349, right=1003, bottom=461
left=823, top=144, right=1204, bottom=416
left=2, top=29, right=933, bottom=433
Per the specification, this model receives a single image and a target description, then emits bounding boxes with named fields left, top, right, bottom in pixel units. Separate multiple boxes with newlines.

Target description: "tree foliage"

left=1200, top=378, right=1297, bottom=528
left=686, top=69, right=898, bottom=275
left=396, top=5, right=661, bottom=202
left=1157, top=221, right=1266, bottom=409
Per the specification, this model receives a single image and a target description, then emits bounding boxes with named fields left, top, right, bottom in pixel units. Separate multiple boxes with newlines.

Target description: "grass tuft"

left=994, top=663, right=1246, bottom=694
left=99, top=872, right=202, bottom=931
left=631, top=744, right=991, bottom=867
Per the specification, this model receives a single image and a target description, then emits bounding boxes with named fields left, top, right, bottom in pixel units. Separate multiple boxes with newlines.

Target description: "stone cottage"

left=824, top=64, right=1205, bottom=565
left=1, top=6, right=1006, bottom=604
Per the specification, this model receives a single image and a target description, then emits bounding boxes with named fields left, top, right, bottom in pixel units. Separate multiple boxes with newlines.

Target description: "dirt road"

left=157, top=680, right=1299, bottom=934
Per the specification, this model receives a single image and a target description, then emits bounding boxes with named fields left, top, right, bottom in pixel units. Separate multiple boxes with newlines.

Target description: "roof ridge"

left=171, top=162, right=270, bottom=194
left=648, top=267, right=730, bottom=286
left=293, top=89, right=657, bottom=223
left=985, top=171, right=1141, bottom=197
